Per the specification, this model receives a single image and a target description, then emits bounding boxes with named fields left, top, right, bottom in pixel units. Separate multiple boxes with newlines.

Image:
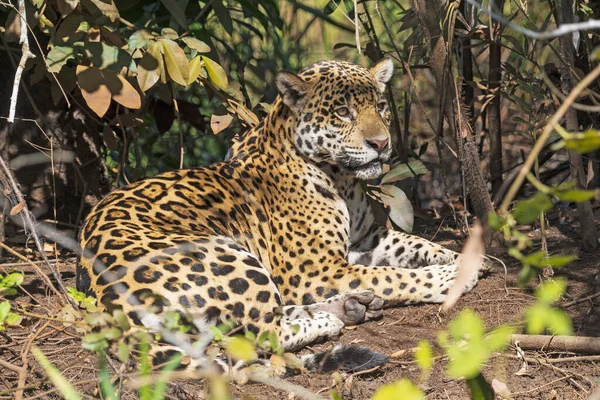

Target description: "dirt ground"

left=1, top=213, right=599, bottom=399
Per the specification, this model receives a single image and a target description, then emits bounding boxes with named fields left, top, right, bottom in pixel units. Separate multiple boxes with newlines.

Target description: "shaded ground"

left=1, top=216, right=599, bottom=399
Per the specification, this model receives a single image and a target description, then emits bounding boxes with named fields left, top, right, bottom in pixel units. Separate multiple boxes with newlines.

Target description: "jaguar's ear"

left=370, top=58, right=394, bottom=92
left=276, top=71, right=310, bottom=112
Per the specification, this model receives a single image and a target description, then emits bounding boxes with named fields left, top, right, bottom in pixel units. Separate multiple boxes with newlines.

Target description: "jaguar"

left=77, top=59, right=483, bottom=372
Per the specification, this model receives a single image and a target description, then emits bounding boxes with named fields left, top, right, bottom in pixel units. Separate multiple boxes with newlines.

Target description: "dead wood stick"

left=512, top=334, right=600, bottom=354
left=563, top=292, right=600, bottom=308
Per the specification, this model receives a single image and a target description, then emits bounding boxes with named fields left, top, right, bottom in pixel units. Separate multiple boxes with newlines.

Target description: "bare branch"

left=464, top=0, right=600, bottom=40
left=8, top=0, right=35, bottom=123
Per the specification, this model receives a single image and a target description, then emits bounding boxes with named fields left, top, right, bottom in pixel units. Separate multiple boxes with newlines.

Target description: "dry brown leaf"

left=105, top=70, right=141, bottom=109
left=491, top=379, right=512, bottom=398
left=228, top=99, right=259, bottom=126
left=442, top=223, right=484, bottom=312
left=10, top=200, right=26, bottom=215
left=137, top=42, right=162, bottom=91
left=210, top=113, right=233, bottom=134
left=76, top=65, right=111, bottom=117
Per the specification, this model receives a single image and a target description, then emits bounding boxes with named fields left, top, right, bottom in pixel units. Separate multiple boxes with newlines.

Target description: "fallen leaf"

left=380, top=185, right=414, bottom=232
left=491, top=379, right=511, bottom=398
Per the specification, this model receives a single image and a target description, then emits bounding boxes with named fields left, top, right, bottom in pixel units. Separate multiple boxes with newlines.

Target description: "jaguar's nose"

left=365, top=138, right=389, bottom=153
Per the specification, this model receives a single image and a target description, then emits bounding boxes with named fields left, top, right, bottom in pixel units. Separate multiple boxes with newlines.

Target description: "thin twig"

left=464, top=0, right=600, bottom=40
left=7, top=0, right=35, bottom=123
left=0, top=156, right=72, bottom=307
left=0, top=241, right=62, bottom=302
left=499, top=64, right=600, bottom=214
left=563, top=292, right=600, bottom=308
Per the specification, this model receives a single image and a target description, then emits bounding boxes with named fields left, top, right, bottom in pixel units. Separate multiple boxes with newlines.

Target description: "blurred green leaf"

left=32, top=346, right=82, bottom=400
left=372, top=378, right=425, bottom=400
left=466, top=374, right=495, bottom=400
left=536, top=278, right=566, bottom=304
left=415, top=340, right=433, bottom=372
left=559, top=129, right=600, bottom=153
left=512, top=193, right=553, bottom=224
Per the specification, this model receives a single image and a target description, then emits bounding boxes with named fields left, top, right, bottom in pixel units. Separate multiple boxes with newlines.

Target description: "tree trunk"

left=557, top=0, right=599, bottom=251
left=488, top=0, right=504, bottom=197
left=412, top=0, right=495, bottom=244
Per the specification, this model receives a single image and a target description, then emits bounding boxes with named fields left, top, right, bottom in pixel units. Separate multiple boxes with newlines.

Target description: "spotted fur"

left=77, top=59, right=482, bottom=369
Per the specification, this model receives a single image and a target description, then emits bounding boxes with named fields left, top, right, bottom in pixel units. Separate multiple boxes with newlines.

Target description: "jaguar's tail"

left=302, top=345, right=389, bottom=373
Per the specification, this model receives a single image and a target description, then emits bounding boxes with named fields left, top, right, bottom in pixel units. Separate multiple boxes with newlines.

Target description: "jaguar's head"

left=276, top=59, right=393, bottom=180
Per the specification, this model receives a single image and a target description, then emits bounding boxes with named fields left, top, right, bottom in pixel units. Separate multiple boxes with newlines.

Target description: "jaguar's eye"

left=377, top=102, right=387, bottom=113
left=335, top=107, right=352, bottom=119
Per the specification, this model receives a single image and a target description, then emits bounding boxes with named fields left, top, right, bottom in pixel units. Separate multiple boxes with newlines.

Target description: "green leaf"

left=544, top=255, right=577, bottom=268
left=187, top=55, right=202, bottom=85
left=99, top=356, right=118, bottom=400
left=128, top=30, right=155, bottom=50
left=85, top=42, right=133, bottom=71
left=101, top=327, right=122, bottom=340
left=3, top=272, right=24, bottom=287
left=546, top=309, right=573, bottom=335
left=161, top=39, right=189, bottom=86
left=47, top=45, right=76, bottom=73
left=32, top=346, right=82, bottom=400
left=536, top=278, right=566, bottom=304
left=5, top=313, right=22, bottom=326
left=551, top=187, right=598, bottom=202
left=486, top=325, right=514, bottom=352
left=113, top=309, right=130, bottom=331
left=225, top=336, right=257, bottom=361
left=117, top=342, right=130, bottom=363
left=82, top=332, right=109, bottom=351
left=487, top=212, right=505, bottom=231
left=372, top=378, right=425, bottom=400
left=160, top=0, right=188, bottom=29
left=449, top=309, right=485, bottom=340
left=0, top=301, right=10, bottom=320
left=181, top=37, right=210, bottom=53
left=381, top=160, right=427, bottom=184
left=561, top=129, right=600, bottom=153
left=522, top=250, right=546, bottom=267
left=517, top=264, right=535, bottom=286
left=466, top=374, right=495, bottom=400
left=202, top=56, right=228, bottom=89
left=415, top=340, right=433, bottom=372
left=512, top=193, right=553, bottom=224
